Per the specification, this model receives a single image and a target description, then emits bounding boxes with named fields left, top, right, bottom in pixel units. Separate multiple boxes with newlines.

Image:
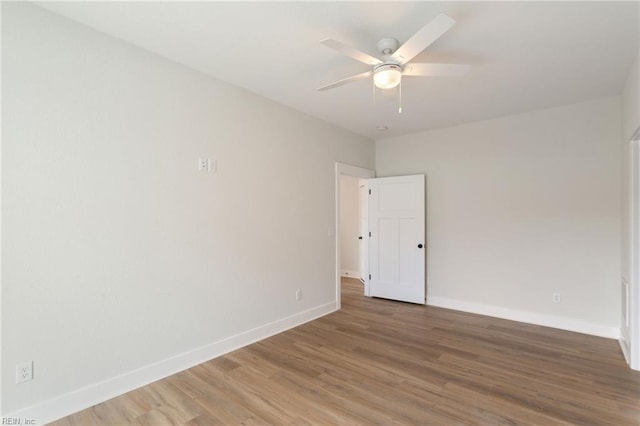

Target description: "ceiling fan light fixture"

left=373, top=64, right=402, bottom=89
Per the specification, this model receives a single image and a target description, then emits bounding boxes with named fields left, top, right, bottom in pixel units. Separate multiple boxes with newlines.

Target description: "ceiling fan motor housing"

left=377, top=38, right=400, bottom=55
left=373, top=63, right=403, bottom=74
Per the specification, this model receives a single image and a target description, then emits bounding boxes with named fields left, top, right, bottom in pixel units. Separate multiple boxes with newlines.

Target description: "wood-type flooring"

left=52, top=278, right=640, bottom=425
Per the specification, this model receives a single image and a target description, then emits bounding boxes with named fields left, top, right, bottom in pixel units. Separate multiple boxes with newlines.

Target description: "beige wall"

left=623, top=54, right=640, bottom=144
left=1, top=2, right=373, bottom=416
left=376, top=97, right=621, bottom=335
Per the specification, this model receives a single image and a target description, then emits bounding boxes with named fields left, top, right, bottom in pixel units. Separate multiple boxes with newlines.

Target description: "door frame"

left=629, top=129, right=640, bottom=370
left=335, top=162, right=375, bottom=309
left=358, top=181, right=368, bottom=282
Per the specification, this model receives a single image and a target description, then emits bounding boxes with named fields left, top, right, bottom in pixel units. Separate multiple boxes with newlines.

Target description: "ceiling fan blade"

left=403, top=63, right=470, bottom=77
left=392, top=13, right=456, bottom=65
left=321, top=38, right=383, bottom=66
left=317, top=71, right=372, bottom=91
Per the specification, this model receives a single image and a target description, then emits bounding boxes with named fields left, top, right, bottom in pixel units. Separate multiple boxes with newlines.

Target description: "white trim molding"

left=5, top=302, right=337, bottom=425
left=620, top=337, right=631, bottom=364
left=629, top=130, right=640, bottom=370
left=427, top=296, right=620, bottom=339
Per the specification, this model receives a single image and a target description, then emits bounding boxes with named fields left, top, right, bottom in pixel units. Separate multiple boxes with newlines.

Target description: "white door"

left=368, top=175, right=425, bottom=304
left=358, top=182, right=367, bottom=282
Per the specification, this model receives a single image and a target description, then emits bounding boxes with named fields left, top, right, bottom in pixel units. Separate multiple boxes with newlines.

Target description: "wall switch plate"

left=296, top=290, right=302, bottom=301
left=552, top=293, right=561, bottom=303
left=209, top=159, right=217, bottom=173
left=16, top=361, right=33, bottom=384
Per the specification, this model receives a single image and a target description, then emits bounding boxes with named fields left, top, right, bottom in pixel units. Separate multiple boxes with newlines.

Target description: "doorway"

left=335, top=163, right=375, bottom=309
left=339, top=175, right=365, bottom=281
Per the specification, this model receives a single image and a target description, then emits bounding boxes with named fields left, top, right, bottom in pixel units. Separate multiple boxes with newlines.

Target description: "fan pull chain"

left=398, top=79, right=402, bottom=114
left=373, top=78, right=376, bottom=104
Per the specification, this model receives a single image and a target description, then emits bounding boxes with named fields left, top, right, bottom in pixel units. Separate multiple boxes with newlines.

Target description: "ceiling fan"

left=317, top=13, right=470, bottom=100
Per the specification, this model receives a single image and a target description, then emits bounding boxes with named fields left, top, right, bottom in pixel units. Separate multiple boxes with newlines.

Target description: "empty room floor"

left=53, top=278, right=640, bottom=425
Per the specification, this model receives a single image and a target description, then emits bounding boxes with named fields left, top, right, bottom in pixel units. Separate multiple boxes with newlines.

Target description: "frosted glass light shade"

left=374, top=65, right=402, bottom=89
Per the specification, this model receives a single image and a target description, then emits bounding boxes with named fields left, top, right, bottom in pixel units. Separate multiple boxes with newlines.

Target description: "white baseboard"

left=340, top=270, right=361, bottom=279
left=620, top=338, right=631, bottom=364
left=6, top=302, right=337, bottom=425
left=427, top=296, right=620, bottom=339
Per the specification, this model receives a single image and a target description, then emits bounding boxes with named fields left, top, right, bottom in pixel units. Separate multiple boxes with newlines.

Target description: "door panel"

left=359, top=183, right=367, bottom=282
left=378, top=218, right=396, bottom=283
left=369, top=175, right=425, bottom=304
left=398, top=218, right=418, bottom=284
left=379, top=183, right=419, bottom=211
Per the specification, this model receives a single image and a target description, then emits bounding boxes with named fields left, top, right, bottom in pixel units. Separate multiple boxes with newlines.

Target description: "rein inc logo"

left=1, top=419, right=35, bottom=425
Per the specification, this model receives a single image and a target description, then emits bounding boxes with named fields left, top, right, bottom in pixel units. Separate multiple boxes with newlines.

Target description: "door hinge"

left=368, top=189, right=371, bottom=195
left=369, top=274, right=371, bottom=280
left=369, top=231, right=371, bottom=237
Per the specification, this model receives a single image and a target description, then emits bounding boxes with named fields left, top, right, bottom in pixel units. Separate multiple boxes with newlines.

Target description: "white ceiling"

left=36, top=1, right=639, bottom=139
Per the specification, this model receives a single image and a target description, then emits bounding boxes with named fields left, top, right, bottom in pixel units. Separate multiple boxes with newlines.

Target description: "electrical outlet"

left=16, top=361, right=33, bottom=384
left=296, top=290, right=302, bottom=301
left=552, top=293, right=561, bottom=304
left=198, top=158, right=208, bottom=171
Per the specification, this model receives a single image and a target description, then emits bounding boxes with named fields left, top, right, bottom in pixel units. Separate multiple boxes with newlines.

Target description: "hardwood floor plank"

left=52, top=278, right=640, bottom=425
left=134, top=409, right=179, bottom=426
left=183, top=413, right=225, bottom=426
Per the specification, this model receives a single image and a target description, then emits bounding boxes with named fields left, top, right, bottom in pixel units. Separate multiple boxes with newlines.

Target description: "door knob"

left=358, top=236, right=363, bottom=240
left=418, top=243, right=423, bottom=249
